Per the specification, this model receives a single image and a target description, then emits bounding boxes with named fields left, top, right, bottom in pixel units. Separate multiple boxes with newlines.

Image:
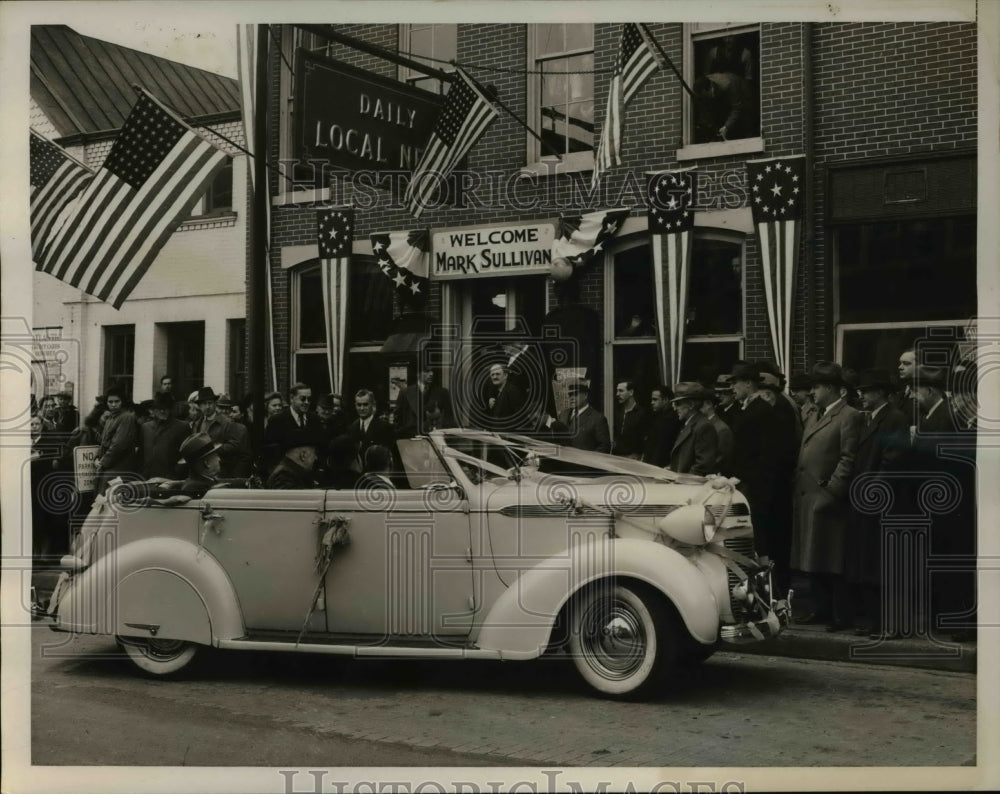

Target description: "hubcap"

left=143, top=638, right=186, bottom=660
left=581, top=598, right=647, bottom=679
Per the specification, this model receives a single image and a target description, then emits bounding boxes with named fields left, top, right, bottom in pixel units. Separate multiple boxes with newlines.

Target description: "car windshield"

left=396, top=438, right=455, bottom=488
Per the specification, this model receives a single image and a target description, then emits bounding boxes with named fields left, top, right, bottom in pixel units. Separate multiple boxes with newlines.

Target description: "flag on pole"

left=370, top=230, right=430, bottom=299
left=592, top=23, right=660, bottom=188
left=647, top=169, right=697, bottom=384
left=551, top=208, right=631, bottom=269
left=34, top=90, right=228, bottom=309
left=317, top=207, right=354, bottom=395
left=747, top=155, right=805, bottom=380
left=404, top=68, right=498, bottom=219
left=237, top=22, right=278, bottom=391
left=29, top=130, right=95, bottom=259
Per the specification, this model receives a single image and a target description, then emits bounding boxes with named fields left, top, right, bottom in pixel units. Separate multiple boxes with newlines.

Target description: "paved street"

left=29, top=628, right=975, bottom=768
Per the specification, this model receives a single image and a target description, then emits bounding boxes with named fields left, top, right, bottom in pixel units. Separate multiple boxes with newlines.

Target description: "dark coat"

left=707, top=413, right=735, bottom=475
left=263, top=408, right=323, bottom=470
left=196, top=412, right=252, bottom=477
left=394, top=383, right=454, bottom=438
left=97, top=410, right=139, bottom=492
left=553, top=405, right=611, bottom=453
left=487, top=381, right=525, bottom=431
left=669, top=413, right=719, bottom=475
left=612, top=405, right=648, bottom=458
left=346, top=416, right=396, bottom=463
left=642, top=410, right=681, bottom=467
left=266, top=456, right=319, bottom=489
left=728, top=395, right=775, bottom=516
left=790, top=400, right=862, bottom=575
left=139, top=417, right=191, bottom=480
left=845, top=403, right=909, bottom=585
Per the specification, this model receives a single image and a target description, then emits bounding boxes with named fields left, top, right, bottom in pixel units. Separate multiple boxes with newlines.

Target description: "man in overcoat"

left=845, top=368, right=909, bottom=637
left=727, top=362, right=776, bottom=550
left=668, top=382, right=718, bottom=475
left=139, top=392, right=191, bottom=480
left=790, top=361, right=862, bottom=630
left=394, top=367, right=454, bottom=438
left=266, top=428, right=321, bottom=490
left=194, top=387, right=252, bottom=478
left=549, top=378, right=611, bottom=453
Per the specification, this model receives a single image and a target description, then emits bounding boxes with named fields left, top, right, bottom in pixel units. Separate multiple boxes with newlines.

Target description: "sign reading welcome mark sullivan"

left=432, top=223, right=555, bottom=280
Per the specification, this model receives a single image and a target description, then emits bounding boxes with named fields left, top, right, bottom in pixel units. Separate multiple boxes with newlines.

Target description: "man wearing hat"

left=551, top=378, right=610, bottom=453
left=790, top=361, right=863, bottom=630
left=139, top=392, right=192, bottom=480
left=845, top=368, right=909, bottom=637
left=668, top=383, right=718, bottom=475
left=54, top=390, right=79, bottom=436
left=178, top=433, right=225, bottom=496
left=194, top=387, right=252, bottom=478
left=698, top=388, right=734, bottom=475
left=713, top=373, right=740, bottom=426
left=788, top=372, right=818, bottom=427
left=727, top=362, right=776, bottom=536
left=266, top=427, right=321, bottom=489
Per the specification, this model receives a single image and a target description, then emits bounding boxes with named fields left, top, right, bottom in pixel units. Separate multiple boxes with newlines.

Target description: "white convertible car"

left=47, top=429, right=789, bottom=700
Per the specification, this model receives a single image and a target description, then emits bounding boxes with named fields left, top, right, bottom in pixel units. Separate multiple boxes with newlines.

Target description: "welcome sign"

left=432, top=223, right=555, bottom=280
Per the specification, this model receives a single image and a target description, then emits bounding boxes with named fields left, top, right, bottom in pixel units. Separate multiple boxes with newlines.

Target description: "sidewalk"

left=30, top=570, right=976, bottom=674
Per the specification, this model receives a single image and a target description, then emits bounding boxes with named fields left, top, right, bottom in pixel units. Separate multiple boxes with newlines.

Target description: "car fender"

left=474, top=537, right=720, bottom=658
left=52, top=537, right=244, bottom=644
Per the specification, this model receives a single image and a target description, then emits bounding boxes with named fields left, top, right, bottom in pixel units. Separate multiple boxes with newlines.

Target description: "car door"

left=196, top=488, right=329, bottom=634
left=322, top=438, right=476, bottom=642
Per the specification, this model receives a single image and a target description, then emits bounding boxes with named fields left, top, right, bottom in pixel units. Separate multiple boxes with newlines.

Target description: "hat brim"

left=178, top=441, right=221, bottom=465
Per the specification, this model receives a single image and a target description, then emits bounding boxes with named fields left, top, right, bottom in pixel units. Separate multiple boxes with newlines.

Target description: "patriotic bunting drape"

left=370, top=230, right=430, bottom=299
left=404, top=68, right=498, bottom=219
left=29, top=130, right=94, bottom=259
left=317, top=208, right=353, bottom=395
left=551, top=208, right=631, bottom=268
left=33, top=90, right=228, bottom=310
left=747, top=155, right=804, bottom=380
left=648, top=169, right=697, bottom=385
left=592, top=24, right=660, bottom=188
left=237, top=23, right=278, bottom=391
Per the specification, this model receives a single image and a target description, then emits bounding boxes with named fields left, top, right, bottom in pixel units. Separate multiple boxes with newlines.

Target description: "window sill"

left=676, top=137, right=765, bottom=162
left=521, top=152, right=594, bottom=177
left=179, top=211, right=238, bottom=230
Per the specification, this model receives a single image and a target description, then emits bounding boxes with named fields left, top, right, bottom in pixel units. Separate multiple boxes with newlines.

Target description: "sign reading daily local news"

left=74, top=445, right=100, bottom=493
left=432, top=223, right=555, bottom=280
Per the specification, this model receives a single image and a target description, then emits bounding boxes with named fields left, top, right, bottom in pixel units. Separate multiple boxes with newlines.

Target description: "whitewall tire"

left=119, top=637, right=199, bottom=676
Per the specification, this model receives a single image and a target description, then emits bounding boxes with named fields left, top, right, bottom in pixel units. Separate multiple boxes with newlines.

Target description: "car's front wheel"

left=119, top=637, right=199, bottom=676
left=568, top=582, right=678, bottom=700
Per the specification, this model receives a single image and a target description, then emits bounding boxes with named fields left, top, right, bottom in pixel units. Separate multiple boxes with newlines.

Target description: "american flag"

left=29, top=130, right=94, bottom=259
left=747, top=156, right=805, bottom=380
left=647, top=170, right=697, bottom=383
left=317, top=207, right=354, bottom=393
left=34, top=90, right=228, bottom=310
left=551, top=208, right=631, bottom=268
left=370, top=230, right=429, bottom=299
left=592, top=24, right=660, bottom=188
left=404, top=68, right=498, bottom=219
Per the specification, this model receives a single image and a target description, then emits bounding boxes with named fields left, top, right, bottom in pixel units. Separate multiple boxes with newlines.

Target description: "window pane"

left=840, top=326, right=967, bottom=375
left=612, top=344, right=660, bottom=404
left=680, top=341, right=742, bottom=383
left=295, top=353, right=330, bottom=396
left=687, top=237, right=743, bottom=335
left=436, top=24, right=457, bottom=60
left=567, top=53, right=593, bottom=99
left=536, top=24, right=564, bottom=56
left=540, top=66, right=567, bottom=107
left=410, top=26, right=434, bottom=58
left=299, top=268, right=326, bottom=346
left=565, top=101, right=594, bottom=151
left=349, top=257, right=394, bottom=344
left=837, top=217, right=976, bottom=324
left=614, top=246, right=656, bottom=338
left=564, top=23, right=593, bottom=52
left=692, top=31, right=760, bottom=144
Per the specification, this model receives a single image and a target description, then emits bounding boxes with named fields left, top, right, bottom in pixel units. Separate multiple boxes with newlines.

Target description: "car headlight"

left=658, top=505, right=716, bottom=545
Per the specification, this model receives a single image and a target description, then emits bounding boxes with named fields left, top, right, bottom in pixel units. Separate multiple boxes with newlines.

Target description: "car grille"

left=723, top=536, right=757, bottom=618
left=708, top=502, right=750, bottom=522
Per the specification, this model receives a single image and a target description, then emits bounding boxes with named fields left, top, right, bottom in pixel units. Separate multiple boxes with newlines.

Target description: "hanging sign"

left=432, top=223, right=555, bottom=280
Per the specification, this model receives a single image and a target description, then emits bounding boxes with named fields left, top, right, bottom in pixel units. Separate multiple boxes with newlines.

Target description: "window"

left=228, top=319, right=247, bottom=400
left=347, top=256, right=394, bottom=408
left=681, top=232, right=745, bottom=379
left=103, top=325, right=135, bottom=401
left=681, top=24, right=761, bottom=157
left=528, top=24, right=594, bottom=169
left=606, top=243, right=659, bottom=406
left=835, top=216, right=976, bottom=325
left=291, top=264, right=329, bottom=392
left=399, top=24, right=457, bottom=94
left=189, top=157, right=233, bottom=217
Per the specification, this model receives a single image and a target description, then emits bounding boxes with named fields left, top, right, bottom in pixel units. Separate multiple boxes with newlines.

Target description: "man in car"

left=140, top=392, right=191, bottom=480
left=178, top=433, right=224, bottom=497
left=357, top=444, right=396, bottom=490
left=266, top=428, right=321, bottom=489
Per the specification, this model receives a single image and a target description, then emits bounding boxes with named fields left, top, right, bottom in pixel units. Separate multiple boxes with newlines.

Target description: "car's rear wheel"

left=568, top=582, right=678, bottom=700
left=119, top=637, right=198, bottom=676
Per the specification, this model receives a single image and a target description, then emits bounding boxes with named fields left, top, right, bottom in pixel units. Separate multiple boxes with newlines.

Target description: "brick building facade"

left=262, top=22, right=976, bottom=419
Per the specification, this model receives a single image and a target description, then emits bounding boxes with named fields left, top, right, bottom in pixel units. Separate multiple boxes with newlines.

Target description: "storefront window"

left=529, top=24, right=594, bottom=167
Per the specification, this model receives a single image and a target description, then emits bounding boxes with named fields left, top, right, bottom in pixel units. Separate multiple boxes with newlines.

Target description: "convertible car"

left=46, top=429, right=789, bottom=699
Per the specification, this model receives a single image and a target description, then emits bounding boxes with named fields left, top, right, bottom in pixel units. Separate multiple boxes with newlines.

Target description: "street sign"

left=74, top=445, right=100, bottom=493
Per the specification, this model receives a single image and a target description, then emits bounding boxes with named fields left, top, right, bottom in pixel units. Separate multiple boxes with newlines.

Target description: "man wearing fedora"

left=788, top=372, right=818, bottom=427
left=194, top=386, right=252, bottom=478
left=668, top=383, right=718, bottom=475
left=139, top=392, right=191, bottom=480
left=178, top=433, right=225, bottom=497
left=845, top=368, right=910, bottom=637
left=791, top=361, right=863, bottom=630
left=713, top=373, right=740, bottom=427
left=699, top=388, right=734, bottom=475
left=727, top=362, right=776, bottom=540
left=266, top=427, right=321, bottom=489
left=551, top=378, right=611, bottom=453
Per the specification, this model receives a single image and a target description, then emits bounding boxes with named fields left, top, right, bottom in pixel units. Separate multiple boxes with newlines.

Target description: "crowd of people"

left=29, top=345, right=977, bottom=642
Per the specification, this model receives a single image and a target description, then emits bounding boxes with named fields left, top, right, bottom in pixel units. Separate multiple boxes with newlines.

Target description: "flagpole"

left=249, top=24, right=270, bottom=457
left=639, top=23, right=696, bottom=99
